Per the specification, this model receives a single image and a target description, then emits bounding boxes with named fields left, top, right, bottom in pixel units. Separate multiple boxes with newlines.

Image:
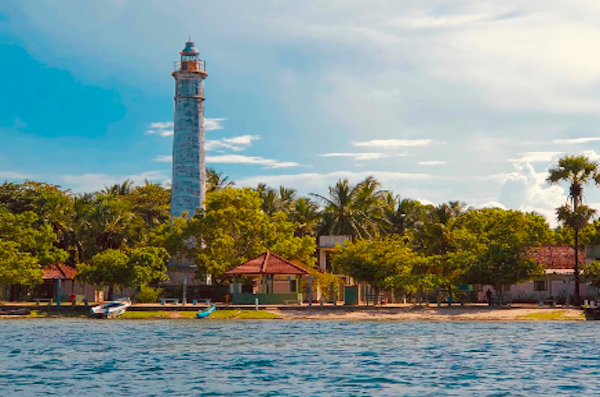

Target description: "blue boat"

left=196, top=305, right=216, bottom=319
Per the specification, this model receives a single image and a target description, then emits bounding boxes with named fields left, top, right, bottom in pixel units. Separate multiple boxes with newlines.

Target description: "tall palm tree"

left=311, top=176, right=387, bottom=239
left=547, top=154, right=600, bottom=304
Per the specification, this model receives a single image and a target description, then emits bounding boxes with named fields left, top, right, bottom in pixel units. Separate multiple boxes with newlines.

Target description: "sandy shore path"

left=271, top=306, right=586, bottom=321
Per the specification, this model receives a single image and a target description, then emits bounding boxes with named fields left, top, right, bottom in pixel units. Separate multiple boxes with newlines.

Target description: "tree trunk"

left=574, top=192, right=580, bottom=307
left=107, top=284, right=114, bottom=301
left=574, top=228, right=580, bottom=306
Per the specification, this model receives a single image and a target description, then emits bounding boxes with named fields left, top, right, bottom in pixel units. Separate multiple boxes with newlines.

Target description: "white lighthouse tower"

left=171, top=40, right=208, bottom=219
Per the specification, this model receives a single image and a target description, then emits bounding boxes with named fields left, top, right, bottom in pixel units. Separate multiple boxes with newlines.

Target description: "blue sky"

left=2, top=0, right=600, bottom=225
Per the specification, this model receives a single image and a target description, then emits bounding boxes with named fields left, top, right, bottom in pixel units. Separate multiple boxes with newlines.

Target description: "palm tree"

left=311, top=176, right=387, bottom=239
left=206, top=168, right=235, bottom=192
left=418, top=201, right=469, bottom=255
left=102, top=179, right=134, bottom=196
left=256, top=184, right=279, bottom=216
left=547, top=154, right=600, bottom=304
left=288, top=197, right=321, bottom=237
left=72, top=193, right=144, bottom=262
left=122, top=181, right=171, bottom=229
left=278, top=186, right=297, bottom=215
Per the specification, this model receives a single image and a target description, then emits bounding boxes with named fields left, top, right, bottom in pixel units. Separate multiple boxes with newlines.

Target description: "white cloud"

left=206, top=135, right=259, bottom=152
left=509, top=152, right=562, bottom=163
left=319, top=152, right=406, bottom=160
left=352, top=139, right=442, bottom=148
left=155, top=154, right=302, bottom=168
left=61, top=171, right=169, bottom=193
left=389, top=13, right=490, bottom=30
left=207, top=155, right=300, bottom=169
left=236, top=170, right=436, bottom=193
left=478, top=201, right=506, bottom=209
left=204, top=118, right=226, bottom=131
left=146, top=118, right=226, bottom=137
left=418, top=161, right=447, bottom=166
left=146, top=121, right=174, bottom=137
left=0, top=171, right=30, bottom=179
left=582, top=149, right=600, bottom=161
left=155, top=155, right=172, bottom=162
left=552, top=137, right=600, bottom=144
left=498, top=162, right=567, bottom=226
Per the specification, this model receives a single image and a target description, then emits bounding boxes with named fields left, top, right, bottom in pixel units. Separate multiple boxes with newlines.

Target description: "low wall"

left=232, top=293, right=303, bottom=305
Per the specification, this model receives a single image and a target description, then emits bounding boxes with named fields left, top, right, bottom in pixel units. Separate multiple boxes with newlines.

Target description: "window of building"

left=290, top=279, right=297, bottom=293
left=534, top=281, right=547, bottom=292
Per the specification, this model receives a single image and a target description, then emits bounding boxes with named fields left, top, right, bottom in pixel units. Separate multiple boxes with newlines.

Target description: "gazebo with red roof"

left=224, top=252, right=309, bottom=305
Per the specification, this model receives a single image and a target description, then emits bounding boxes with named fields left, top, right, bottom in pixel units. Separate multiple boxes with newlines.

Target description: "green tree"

left=76, top=247, right=169, bottom=297
left=73, top=193, right=145, bottom=262
left=581, top=261, right=600, bottom=289
left=455, top=208, right=553, bottom=294
left=207, top=168, right=235, bottom=192
left=185, top=188, right=316, bottom=281
left=416, top=201, right=470, bottom=255
left=287, top=197, right=321, bottom=237
left=128, top=247, right=170, bottom=286
left=0, top=181, right=76, bottom=260
left=312, top=176, right=387, bottom=239
left=547, top=154, right=600, bottom=303
left=122, top=181, right=171, bottom=230
left=0, top=208, right=68, bottom=267
left=332, top=237, right=419, bottom=294
left=77, top=249, right=131, bottom=297
left=101, top=179, right=134, bottom=196
left=0, top=241, right=44, bottom=287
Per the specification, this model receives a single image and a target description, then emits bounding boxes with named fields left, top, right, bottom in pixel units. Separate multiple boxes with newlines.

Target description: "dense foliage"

left=0, top=156, right=597, bottom=299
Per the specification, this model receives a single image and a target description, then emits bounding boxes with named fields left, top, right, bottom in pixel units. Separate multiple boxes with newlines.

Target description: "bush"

left=136, top=284, right=162, bottom=303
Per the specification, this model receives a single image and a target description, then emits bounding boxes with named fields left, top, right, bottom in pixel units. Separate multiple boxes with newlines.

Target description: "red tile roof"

left=223, top=252, right=310, bottom=276
left=530, top=245, right=585, bottom=270
left=43, top=264, right=77, bottom=280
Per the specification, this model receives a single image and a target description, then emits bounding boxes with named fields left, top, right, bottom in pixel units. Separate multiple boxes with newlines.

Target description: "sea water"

left=0, top=320, right=599, bottom=396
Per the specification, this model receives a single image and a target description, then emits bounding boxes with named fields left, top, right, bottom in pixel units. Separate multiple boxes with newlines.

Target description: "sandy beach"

left=0, top=303, right=587, bottom=321
left=271, top=305, right=586, bottom=321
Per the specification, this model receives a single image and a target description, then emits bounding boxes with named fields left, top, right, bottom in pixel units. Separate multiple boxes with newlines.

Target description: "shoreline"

left=0, top=304, right=586, bottom=321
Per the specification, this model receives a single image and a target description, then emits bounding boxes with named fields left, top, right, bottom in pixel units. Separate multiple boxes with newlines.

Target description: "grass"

left=28, top=310, right=87, bottom=318
left=518, top=310, right=584, bottom=320
left=119, top=309, right=280, bottom=320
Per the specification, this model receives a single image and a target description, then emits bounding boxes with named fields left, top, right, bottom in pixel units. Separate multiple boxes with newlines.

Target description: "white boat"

left=90, top=298, right=131, bottom=318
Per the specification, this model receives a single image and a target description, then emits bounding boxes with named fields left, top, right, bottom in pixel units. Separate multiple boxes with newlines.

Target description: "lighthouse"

left=171, top=40, right=208, bottom=219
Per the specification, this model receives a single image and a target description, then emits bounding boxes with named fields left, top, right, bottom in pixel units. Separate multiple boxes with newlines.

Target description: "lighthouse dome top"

left=181, top=40, right=199, bottom=55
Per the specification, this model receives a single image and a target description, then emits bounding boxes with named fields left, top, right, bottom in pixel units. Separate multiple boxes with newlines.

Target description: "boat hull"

left=90, top=299, right=131, bottom=318
left=196, top=305, right=216, bottom=319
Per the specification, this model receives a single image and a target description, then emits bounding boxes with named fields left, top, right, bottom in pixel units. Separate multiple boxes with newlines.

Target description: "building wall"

left=480, top=279, right=598, bottom=302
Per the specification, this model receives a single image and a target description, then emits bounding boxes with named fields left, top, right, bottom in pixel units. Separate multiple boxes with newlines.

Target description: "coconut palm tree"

left=206, top=168, right=235, bottom=192
left=102, top=179, right=134, bottom=196
left=547, top=154, right=600, bottom=304
left=418, top=201, right=470, bottom=255
left=312, top=176, right=387, bottom=239
left=256, top=184, right=279, bottom=216
left=288, top=197, right=321, bottom=237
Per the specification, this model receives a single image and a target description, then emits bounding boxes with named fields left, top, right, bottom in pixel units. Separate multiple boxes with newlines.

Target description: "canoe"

left=196, top=305, right=216, bottom=319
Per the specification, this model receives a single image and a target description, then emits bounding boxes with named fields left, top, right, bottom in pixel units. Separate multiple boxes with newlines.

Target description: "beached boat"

left=196, top=305, right=216, bottom=319
left=0, top=308, right=31, bottom=316
left=90, top=298, right=131, bottom=318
